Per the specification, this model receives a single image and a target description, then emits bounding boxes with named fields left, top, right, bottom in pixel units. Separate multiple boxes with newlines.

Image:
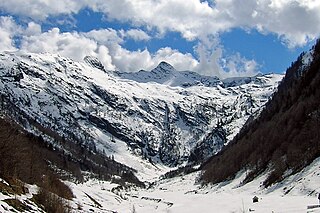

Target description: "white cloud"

left=13, top=22, right=197, bottom=73
left=0, top=16, right=259, bottom=78
left=6, top=0, right=319, bottom=79
left=152, top=47, right=198, bottom=71
left=94, top=0, right=222, bottom=41
left=86, top=34, right=197, bottom=72
left=0, top=0, right=319, bottom=47
left=111, top=47, right=153, bottom=72
left=2, top=1, right=316, bottom=78
left=0, top=0, right=85, bottom=20
left=24, top=22, right=41, bottom=36
left=222, top=54, right=260, bottom=78
left=0, top=14, right=263, bottom=79
left=213, top=0, right=320, bottom=47
left=84, top=29, right=123, bottom=45
left=194, top=41, right=224, bottom=78
left=83, top=28, right=196, bottom=72
left=121, top=29, right=151, bottom=41
left=192, top=38, right=260, bottom=78
left=20, top=27, right=116, bottom=70
left=0, top=16, right=21, bottom=51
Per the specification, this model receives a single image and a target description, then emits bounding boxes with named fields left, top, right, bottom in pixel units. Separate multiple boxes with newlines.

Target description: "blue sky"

left=220, top=28, right=312, bottom=73
left=0, top=1, right=319, bottom=78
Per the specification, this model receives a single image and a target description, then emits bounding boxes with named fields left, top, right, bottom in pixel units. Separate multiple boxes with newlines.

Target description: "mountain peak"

left=155, top=61, right=175, bottom=71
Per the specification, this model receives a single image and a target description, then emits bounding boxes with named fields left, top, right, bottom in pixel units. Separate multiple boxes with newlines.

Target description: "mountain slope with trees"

left=201, top=39, right=320, bottom=187
left=0, top=114, right=144, bottom=212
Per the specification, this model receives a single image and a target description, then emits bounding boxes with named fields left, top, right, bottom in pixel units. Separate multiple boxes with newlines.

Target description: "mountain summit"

left=154, top=61, right=175, bottom=73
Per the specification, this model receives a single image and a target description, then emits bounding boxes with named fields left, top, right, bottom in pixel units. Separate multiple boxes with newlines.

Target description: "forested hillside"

left=201, top=39, right=320, bottom=187
left=0, top=115, right=143, bottom=211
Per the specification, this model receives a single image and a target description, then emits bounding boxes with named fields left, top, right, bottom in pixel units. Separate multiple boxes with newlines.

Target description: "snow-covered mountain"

left=115, top=61, right=222, bottom=87
left=0, top=51, right=282, bottom=171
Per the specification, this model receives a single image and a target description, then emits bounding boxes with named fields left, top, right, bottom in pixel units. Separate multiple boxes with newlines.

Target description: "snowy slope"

left=0, top=51, right=282, bottom=176
left=59, top=156, right=320, bottom=213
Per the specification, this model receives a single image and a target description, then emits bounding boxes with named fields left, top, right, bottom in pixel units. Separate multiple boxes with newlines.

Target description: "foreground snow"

left=66, top=157, right=320, bottom=213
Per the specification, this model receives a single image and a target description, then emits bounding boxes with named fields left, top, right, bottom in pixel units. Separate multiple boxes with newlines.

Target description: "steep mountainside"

left=202, top=39, right=320, bottom=187
left=0, top=51, right=282, bottom=172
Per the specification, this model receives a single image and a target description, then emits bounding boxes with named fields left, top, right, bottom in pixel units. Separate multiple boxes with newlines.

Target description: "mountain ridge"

left=0, top=51, right=282, bottom=175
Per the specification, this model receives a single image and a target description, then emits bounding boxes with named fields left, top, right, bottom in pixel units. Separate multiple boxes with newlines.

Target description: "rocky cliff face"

left=0, top=52, right=282, bottom=167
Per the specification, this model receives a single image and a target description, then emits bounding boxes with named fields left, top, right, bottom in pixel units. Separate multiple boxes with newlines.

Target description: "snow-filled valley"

left=65, top=156, right=320, bottom=213
left=1, top=50, right=320, bottom=213
left=1, top=156, right=319, bottom=213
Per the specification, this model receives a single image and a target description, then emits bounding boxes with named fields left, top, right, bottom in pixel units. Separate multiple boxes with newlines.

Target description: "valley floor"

left=66, top=157, right=320, bottom=213
left=1, top=157, right=320, bottom=213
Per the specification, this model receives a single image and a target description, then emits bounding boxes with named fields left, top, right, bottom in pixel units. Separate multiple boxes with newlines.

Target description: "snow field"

left=67, top=157, right=320, bottom=212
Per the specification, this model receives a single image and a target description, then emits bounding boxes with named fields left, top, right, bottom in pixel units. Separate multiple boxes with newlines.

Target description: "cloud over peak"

left=0, top=0, right=319, bottom=78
